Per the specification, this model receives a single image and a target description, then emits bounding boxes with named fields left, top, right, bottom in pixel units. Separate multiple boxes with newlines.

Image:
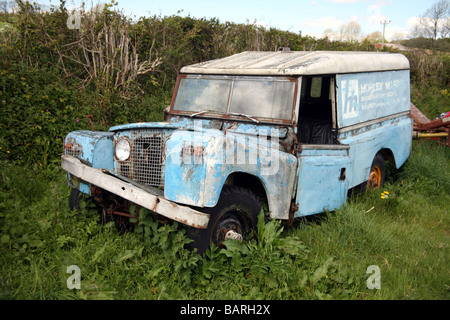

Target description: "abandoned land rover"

left=62, top=49, right=413, bottom=254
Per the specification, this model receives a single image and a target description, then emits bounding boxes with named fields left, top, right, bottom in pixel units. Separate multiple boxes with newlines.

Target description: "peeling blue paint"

left=62, top=52, right=413, bottom=228
left=294, top=145, right=350, bottom=217
left=163, top=127, right=297, bottom=219
left=339, top=114, right=412, bottom=188
left=337, top=70, right=410, bottom=128
left=64, top=131, right=114, bottom=168
left=109, top=116, right=223, bottom=132
left=64, top=131, right=114, bottom=194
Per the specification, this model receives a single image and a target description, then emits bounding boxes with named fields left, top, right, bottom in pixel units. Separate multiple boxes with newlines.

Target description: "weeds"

left=1, top=141, right=448, bottom=300
left=0, top=0, right=448, bottom=301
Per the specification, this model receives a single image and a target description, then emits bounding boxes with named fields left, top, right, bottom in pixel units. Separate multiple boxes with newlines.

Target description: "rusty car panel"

left=61, top=49, right=413, bottom=252
left=61, top=154, right=210, bottom=229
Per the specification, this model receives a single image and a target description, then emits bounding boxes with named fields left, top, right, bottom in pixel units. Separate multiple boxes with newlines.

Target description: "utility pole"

left=380, top=19, right=391, bottom=49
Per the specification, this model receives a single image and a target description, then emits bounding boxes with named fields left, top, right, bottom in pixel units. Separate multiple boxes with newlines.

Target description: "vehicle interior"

left=297, top=76, right=337, bottom=145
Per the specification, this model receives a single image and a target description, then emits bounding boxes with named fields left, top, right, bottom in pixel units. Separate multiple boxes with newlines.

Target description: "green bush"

left=0, top=64, right=92, bottom=167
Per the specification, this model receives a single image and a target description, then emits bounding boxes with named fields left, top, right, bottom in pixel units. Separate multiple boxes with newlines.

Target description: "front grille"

left=117, top=133, right=165, bottom=187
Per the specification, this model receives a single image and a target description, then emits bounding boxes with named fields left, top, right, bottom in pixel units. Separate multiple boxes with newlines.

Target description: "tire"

left=186, top=185, right=262, bottom=255
left=366, top=153, right=385, bottom=189
left=69, top=188, right=84, bottom=210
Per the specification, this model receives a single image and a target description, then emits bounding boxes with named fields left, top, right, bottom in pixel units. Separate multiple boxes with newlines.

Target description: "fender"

left=164, top=128, right=298, bottom=219
left=64, top=130, right=114, bottom=194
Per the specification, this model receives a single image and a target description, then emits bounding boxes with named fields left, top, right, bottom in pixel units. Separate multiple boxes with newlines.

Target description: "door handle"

left=339, top=168, right=346, bottom=181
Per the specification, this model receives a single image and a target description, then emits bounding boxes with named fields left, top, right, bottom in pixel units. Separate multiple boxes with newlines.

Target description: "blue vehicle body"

left=64, top=130, right=114, bottom=194
left=61, top=50, right=413, bottom=249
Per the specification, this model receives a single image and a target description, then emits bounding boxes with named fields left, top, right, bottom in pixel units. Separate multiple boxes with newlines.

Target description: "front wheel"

left=186, top=186, right=262, bottom=255
left=69, top=188, right=84, bottom=210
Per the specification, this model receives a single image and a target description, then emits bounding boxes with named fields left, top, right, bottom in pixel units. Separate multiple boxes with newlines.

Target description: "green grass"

left=0, top=140, right=448, bottom=300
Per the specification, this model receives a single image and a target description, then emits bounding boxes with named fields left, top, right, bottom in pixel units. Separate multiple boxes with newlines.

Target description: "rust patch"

left=113, top=210, right=139, bottom=219
left=151, top=198, right=160, bottom=212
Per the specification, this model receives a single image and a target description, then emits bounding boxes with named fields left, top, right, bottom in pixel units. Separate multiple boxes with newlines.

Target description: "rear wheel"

left=366, top=153, right=385, bottom=189
left=186, top=185, right=261, bottom=255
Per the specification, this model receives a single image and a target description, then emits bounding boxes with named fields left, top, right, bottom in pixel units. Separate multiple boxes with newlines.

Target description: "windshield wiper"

left=190, top=110, right=260, bottom=124
left=228, top=112, right=260, bottom=123
left=190, top=109, right=221, bottom=118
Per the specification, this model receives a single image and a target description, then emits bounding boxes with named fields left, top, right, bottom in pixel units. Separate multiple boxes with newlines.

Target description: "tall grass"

left=0, top=140, right=448, bottom=300
left=0, top=0, right=448, bottom=301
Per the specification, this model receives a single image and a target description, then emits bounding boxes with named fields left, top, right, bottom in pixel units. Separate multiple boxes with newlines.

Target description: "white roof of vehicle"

left=180, top=50, right=410, bottom=76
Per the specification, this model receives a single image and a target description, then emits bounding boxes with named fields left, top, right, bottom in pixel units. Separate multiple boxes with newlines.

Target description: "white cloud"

left=302, top=16, right=345, bottom=29
left=333, top=0, right=363, bottom=3
left=406, top=17, right=421, bottom=29
left=404, top=16, right=426, bottom=38
left=366, top=2, right=390, bottom=26
left=367, top=14, right=390, bottom=26
left=350, top=15, right=362, bottom=22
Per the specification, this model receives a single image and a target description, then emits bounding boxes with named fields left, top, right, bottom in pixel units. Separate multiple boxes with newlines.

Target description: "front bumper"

left=61, top=155, right=210, bottom=229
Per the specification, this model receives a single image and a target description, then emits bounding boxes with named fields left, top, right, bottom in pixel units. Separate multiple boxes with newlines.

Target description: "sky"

left=43, top=0, right=438, bottom=41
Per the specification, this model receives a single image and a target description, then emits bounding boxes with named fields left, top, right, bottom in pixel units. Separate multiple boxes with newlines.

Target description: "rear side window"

left=310, top=77, right=322, bottom=98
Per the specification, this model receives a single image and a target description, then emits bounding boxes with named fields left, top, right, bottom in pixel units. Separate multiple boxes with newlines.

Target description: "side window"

left=310, top=77, right=322, bottom=98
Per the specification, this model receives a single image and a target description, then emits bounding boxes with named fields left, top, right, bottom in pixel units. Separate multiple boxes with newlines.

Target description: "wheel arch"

left=378, top=148, right=397, bottom=168
left=223, top=171, right=268, bottom=207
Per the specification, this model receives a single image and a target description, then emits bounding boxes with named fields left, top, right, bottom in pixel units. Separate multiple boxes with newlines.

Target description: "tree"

left=363, top=31, right=383, bottom=43
left=408, top=22, right=425, bottom=39
left=419, top=0, right=449, bottom=42
left=390, top=31, right=405, bottom=42
left=323, top=28, right=334, bottom=40
left=321, top=21, right=362, bottom=42
left=342, top=21, right=361, bottom=42
left=442, top=13, right=450, bottom=38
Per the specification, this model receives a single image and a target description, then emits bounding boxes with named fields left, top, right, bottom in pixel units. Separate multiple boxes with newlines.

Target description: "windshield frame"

left=168, top=74, right=299, bottom=125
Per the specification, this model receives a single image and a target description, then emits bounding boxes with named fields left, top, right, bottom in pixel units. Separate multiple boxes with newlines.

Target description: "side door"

left=293, top=145, right=350, bottom=217
left=293, top=75, right=350, bottom=217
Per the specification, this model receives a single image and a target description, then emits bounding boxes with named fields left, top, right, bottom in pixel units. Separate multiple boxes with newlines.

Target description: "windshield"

left=172, top=75, right=296, bottom=121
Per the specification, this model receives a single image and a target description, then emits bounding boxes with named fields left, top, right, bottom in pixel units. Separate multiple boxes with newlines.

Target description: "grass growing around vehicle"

left=0, top=140, right=448, bottom=300
left=1, top=2, right=448, bottom=301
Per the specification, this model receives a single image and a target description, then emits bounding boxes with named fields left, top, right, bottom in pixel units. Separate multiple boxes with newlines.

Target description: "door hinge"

left=293, top=143, right=303, bottom=154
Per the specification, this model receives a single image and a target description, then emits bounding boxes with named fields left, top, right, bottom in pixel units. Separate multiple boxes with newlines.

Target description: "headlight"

left=115, top=138, right=131, bottom=161
left=64, top=137, right=83, bottom=156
